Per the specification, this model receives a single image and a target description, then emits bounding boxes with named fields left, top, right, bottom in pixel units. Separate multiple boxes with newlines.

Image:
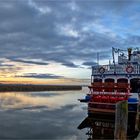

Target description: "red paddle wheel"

left=88, top=82, right=131, bottom=103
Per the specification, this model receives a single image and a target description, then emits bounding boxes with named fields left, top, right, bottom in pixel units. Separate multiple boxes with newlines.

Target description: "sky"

left=0, top=0, right=140, bottom=84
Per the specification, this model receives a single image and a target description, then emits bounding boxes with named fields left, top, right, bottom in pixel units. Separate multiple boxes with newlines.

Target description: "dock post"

left=114, top=100, right=128, bottom=140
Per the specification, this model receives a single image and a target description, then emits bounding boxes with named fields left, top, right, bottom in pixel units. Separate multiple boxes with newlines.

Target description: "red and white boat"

left=78, top=48, right=140, bottom=139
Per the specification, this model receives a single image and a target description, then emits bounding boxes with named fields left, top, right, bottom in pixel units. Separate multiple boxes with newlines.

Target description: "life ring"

left=126, top=65, right=134, bottom=73
left=99, top=67, right=105, bottom=74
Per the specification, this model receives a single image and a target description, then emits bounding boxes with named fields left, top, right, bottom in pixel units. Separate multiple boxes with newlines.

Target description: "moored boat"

left=78, top=48, right=140, bottom=139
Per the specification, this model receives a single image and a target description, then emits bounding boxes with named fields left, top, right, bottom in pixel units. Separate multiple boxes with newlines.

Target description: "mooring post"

left=114, top=100, right=128, bottom=140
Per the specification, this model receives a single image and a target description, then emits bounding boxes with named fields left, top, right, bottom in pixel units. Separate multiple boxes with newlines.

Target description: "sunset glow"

left=0, top=0, right=140, bottom=84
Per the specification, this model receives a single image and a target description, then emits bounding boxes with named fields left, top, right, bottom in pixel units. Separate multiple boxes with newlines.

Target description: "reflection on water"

left=0, top=88, right=87, bottom=139
left=79, top=117, right=116, bottom=140
left=0, top=90, right=86, bottom=110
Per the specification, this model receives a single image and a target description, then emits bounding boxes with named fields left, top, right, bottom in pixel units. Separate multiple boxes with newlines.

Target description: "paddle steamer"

left=78, top=48, right=140, bottom=139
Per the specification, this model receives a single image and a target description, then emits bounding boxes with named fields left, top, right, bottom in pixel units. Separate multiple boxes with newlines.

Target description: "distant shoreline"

left=0, top=84, right=82, bottom=92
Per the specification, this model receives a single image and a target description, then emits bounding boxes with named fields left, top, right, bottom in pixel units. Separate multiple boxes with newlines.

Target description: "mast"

left=112, top=47, right=116, bottom=74
left=97, top=52, right=99, bottom=65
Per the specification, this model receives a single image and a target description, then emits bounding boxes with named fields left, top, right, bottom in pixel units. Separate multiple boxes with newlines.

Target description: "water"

left=0, top=87, right=140, bottom=140
left=0, top=87, right=88, bottom=139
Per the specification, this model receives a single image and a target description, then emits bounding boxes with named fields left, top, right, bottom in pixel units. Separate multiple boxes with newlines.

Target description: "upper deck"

left=92, top=64, right=140, bottom=76
left=92, top=48, right=140, bottom=76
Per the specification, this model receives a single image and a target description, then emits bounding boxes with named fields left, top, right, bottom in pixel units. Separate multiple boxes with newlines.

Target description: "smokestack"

left=128, top=48, right=132, bottom=61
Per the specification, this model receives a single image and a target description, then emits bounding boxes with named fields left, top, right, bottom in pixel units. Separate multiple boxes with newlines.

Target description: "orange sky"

left=0, top=60, right=91, bottom=85
left=0, top=77, right=90, bottom=85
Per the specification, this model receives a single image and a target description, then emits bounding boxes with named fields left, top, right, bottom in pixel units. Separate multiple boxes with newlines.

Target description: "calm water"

left=0, top=87, right=88, bottom=140
left=0, top=87, right=140, bottom=140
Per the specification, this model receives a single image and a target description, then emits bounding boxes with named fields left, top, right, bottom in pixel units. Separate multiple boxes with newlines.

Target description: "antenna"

left=97, top=52, right=99, bottom=65
left=109, top=60, right=111, bottom=65
left=112, top=47, right=116, bottom=74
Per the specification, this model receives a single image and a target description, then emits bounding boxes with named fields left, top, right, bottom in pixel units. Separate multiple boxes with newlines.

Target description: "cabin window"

left=105, top=78, right=114, bottom=83
left=130, top=78, right=140, bottom=93
left=94, top=79, right=102, bottom=82
left=104, top=79, right=115, bottom=92
left=117, top=78, right=128, bottom=92
left=117, top=78, right=128, bottom=83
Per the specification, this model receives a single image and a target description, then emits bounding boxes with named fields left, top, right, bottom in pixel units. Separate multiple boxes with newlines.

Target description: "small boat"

left=78, top=48, right=140, bottom=139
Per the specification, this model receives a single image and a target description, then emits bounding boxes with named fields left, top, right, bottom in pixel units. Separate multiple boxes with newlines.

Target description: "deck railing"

left=92, top=64, right=140, bottom=75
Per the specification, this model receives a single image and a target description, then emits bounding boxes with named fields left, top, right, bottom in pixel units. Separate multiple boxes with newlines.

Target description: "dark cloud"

left=61, top=61, right=79, bottom=68
left=0, top=1, right=117, bottom=61
left=17, top=73, right=65, bottom=79
left=0, top=0, right=140, bottom=78
left=82, top=61, right=97, bottom=66
left=10, top=58, right=49, bottom=65
left=0, top=65, right=22, bottom=76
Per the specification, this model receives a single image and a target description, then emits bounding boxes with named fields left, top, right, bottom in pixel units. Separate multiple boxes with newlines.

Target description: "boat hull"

left=78, top=110, right=139, bottom=139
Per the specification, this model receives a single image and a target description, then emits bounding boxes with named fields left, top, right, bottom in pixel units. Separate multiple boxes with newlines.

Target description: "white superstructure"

left=91, top=48, right=140, bottom=93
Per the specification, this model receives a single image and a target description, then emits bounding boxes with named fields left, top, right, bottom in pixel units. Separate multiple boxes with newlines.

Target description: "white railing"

left=92, top=64, right=140, bottom=75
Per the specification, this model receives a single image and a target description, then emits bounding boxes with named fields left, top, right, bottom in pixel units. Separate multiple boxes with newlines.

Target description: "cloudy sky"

left=0, top=0, right=140, bottom=84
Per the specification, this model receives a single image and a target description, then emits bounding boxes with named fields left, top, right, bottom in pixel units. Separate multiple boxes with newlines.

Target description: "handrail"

left=92, top=64, right=140, bottom=75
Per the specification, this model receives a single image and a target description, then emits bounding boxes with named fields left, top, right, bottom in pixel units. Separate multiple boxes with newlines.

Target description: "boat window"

left=105, top=78, right=114, bottom=83
left=94, top=79, right=102, bottom=82
left=104, top=79, right=115, bottom=92
left=130, top=78, right=140, bottom=93
left=117, top=78, right=128, bottom=83
left=117, top=79, right=128, bottom=92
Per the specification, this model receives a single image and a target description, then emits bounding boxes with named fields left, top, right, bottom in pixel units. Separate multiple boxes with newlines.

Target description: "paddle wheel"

left=78, top=48, right=140, bottom=139
left=88, top=82, right=131, bottom=103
